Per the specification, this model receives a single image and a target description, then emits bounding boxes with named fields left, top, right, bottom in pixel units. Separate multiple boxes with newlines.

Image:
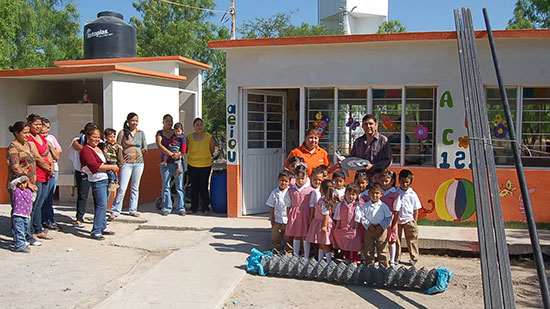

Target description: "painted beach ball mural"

left=435, top=178, right=476, bottom=221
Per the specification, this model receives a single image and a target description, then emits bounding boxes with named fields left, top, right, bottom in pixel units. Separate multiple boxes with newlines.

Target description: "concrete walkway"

left=3, top=202, right=548, bottom=308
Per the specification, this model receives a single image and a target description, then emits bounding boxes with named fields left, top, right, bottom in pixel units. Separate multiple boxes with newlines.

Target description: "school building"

left=209, top=29, right=550, bottom=222
left=0, top=56, right=210, bottom=205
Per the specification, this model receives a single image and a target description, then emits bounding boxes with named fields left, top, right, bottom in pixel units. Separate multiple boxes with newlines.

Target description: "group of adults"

left=7, top=112, right=215, bottom=242
left=286, top=114, right=392, bottom=175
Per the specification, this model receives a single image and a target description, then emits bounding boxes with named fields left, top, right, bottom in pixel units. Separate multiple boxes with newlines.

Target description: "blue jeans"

left=111, top=162, right=144, bottom=216
left=29, top=180, right=49, bottom=236
left=160, top=163, right=185, bottom=213
left=12, top=216, right=30, bottom=249
left=91, top=179, right=108, bottom=235
left=106, top=161, right=119, bottom=183
left=42, top=171, right=58, bottom=225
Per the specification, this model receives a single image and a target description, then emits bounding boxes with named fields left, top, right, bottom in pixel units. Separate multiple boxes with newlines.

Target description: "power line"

left=157, top=0, right=228, bottom=14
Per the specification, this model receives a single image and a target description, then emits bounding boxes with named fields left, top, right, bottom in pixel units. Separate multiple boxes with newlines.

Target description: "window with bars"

left=336, top=89, right=368, bottom=156
left=404, top=88, right=436, bottom=166
left=247, top=93, right=284, bottom=149
left=486, top=88, right=517, bottom=165
left=373, top=89, right=402, bottom=165
left=306, top=88, right=334, bottom=153
left=522, top=87, right=550, bottom=166
left=306, top=87, right=436, bottom=166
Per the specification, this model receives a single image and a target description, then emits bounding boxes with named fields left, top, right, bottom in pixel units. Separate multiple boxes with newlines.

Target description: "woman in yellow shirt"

left=187, top=118, right=215, bottom=214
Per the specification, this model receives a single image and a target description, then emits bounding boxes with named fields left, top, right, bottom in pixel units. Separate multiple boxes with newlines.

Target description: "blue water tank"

left=210, top=170, right=227, bottom=213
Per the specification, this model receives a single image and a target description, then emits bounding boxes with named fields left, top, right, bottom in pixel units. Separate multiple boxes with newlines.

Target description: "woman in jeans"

left=40, top=117, right=62, bottom=230
left=156, top=114, right=186, bottom=216
left=109, top=113, right=147, bottom=219
left=79, top=127, right=119, bottom=240
left=26, top=114, right=55, bottom=240
left=186, top=118, right=215, bottom=214
left=6, top=121, right=41, bottom=247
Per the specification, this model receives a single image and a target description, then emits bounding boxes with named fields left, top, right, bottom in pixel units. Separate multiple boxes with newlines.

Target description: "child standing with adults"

left=110, top=113, right=147, bottom=219
left=186, top=118, right=215, bottom=214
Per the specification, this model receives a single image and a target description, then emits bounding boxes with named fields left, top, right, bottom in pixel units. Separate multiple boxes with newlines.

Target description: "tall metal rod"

left=463, top=8, right=515, bottom=307
left=483, top=8, right=550, bottom=308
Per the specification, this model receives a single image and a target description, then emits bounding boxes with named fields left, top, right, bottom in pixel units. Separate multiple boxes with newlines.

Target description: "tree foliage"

left=0, top=0, right=81, bottom=69
left=239, top=11, right=341, bottom=38
left=377, top=20, right=407, bottom=34
left=131, top=0, right=229, bottom=134
left=507, top=0, right=550, bottom=29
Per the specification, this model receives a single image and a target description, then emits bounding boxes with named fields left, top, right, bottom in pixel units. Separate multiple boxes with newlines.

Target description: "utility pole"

left=230, top=0, right=236, bottom=39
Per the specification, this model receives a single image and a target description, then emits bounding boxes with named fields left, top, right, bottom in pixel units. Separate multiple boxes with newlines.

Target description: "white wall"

left=104, top=74, right=181, bottom=148
left=224, top=37, right=550, bottom=169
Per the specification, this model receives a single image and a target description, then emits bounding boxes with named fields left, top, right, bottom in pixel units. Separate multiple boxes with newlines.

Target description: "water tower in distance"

left=318, top=0, right=388, bottom=34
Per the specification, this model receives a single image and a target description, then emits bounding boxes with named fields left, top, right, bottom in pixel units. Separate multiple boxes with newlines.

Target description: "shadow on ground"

left=209, top=227, right=270, bottom=254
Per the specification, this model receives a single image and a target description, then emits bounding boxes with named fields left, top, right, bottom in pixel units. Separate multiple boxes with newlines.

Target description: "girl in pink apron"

left=333, top=183, right=362, bottom=263
left=285, top=164, right=313, bottom=258
left=306, top=179, right=336, bottom=263
left=379, top=170, right=399, bottom=267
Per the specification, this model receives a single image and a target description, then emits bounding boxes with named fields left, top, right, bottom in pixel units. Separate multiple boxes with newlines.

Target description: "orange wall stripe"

left=227, top=164, right=241, bottom=217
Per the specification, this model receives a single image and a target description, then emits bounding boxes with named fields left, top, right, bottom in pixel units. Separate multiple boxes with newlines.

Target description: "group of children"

left=267, top=156, right=422, bottom=267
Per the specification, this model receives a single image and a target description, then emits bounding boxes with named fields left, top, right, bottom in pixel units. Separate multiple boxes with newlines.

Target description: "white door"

left=242, top=91, right=286, bottom=215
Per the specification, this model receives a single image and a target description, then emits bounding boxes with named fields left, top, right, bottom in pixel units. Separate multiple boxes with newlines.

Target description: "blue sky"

left=76, top=0, right=518, bottom=36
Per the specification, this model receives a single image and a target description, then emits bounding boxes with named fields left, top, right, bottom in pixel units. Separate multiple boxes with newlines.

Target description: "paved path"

left=2, top=202, right=549, bottom=308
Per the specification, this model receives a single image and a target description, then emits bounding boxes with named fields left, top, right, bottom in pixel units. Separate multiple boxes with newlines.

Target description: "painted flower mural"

left=494, top=123, right=508, bottom=138
left=382, top=116, right=394, bottom=130
left=414, top=124, right=428, bottom=140
left=458, top=136, right=469, bottom=148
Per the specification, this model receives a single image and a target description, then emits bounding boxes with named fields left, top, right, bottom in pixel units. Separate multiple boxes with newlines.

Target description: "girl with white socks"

left=306, top=179, right=336, bottom=263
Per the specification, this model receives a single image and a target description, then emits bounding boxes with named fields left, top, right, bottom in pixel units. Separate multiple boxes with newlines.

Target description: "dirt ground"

left=223, top=254, right=548, bottom=308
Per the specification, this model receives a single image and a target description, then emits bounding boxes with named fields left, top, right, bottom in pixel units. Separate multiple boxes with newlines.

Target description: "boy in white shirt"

left=266, top=170, right=292, bottom=253
left=355, top=183, right=393, bottom=267
left=394, top=169, right=422, bottom=265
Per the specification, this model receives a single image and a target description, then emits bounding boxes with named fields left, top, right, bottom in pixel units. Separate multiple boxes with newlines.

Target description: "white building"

left=210, top=29, right=550, bottom=223
left=319, top=0, right=388, bottom=34
left=0, top=56, right=210, bottom=204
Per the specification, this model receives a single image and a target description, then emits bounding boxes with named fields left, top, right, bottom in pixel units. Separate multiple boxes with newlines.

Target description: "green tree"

left=131, top=0, right=229, bottom=134
left=507, top=0, right=550, bottom=29
left=377, top=20, right=407, bottom=34
left=239, top=11, right=341, bottom=38
left=0, top=0, right=81, bottom=69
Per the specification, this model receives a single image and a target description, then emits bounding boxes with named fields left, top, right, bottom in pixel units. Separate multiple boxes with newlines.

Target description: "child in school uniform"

left=285, top=164, right=313, bottom=258
left=306, top=179, right=336, bottom=263
left=355, top=170, right=370, bottom=205
left=333, top=183, right=362, bottom=263
left=10, top=175, right=34, bottom=253
left=395, top=169, right=422, bottom=265
left=285, top=156, right=304, bottom=186
left=378, top=170, right=400, bottom=267
left=355, top=183, right=393, bottom=267
left=332, top=170, right=346, bottom=200
left=266, top=170, right=293, bottom=253
left=308, top=167, right=325, bottom=225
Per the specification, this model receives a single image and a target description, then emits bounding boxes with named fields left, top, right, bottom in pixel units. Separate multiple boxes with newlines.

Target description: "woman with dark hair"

left=156, top=114, right=186, bottom=216
left=79, top=127, right=119, bottom=240
left=40, top=117, right=62, bottom=230
left=110, top=113, right=147, bottom=219
left=285, top=127, right=339, bottom=176
left=69, top=122, right=98, bottom=227
left=7, top=121, right=41, bottom=248
left=26, top=114, right=55, bottom=240
left=186, top=118, right=215, bottom=214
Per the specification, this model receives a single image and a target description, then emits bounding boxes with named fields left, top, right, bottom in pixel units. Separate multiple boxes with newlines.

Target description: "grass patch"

left=417, top=219, right=550, bottom=230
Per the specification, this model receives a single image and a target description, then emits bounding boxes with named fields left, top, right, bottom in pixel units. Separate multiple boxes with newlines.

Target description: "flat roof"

left=209, top=29, right=550, bottom=49
left=55, top=56, right=212, bottom=70
left=0, top=64, right=187, bottom=81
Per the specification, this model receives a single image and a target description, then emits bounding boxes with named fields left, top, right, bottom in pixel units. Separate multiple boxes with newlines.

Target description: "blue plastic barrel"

left=210, top=170, right=227, bottom=213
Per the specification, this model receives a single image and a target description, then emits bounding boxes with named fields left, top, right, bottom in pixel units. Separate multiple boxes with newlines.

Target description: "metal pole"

left=483, top=8, right=550, bottom=308
left=230, top=0, right=236, bottom=40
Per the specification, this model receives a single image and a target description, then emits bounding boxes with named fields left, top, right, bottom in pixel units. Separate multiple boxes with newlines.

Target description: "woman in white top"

left=79, top=127, right=119, bottom=240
